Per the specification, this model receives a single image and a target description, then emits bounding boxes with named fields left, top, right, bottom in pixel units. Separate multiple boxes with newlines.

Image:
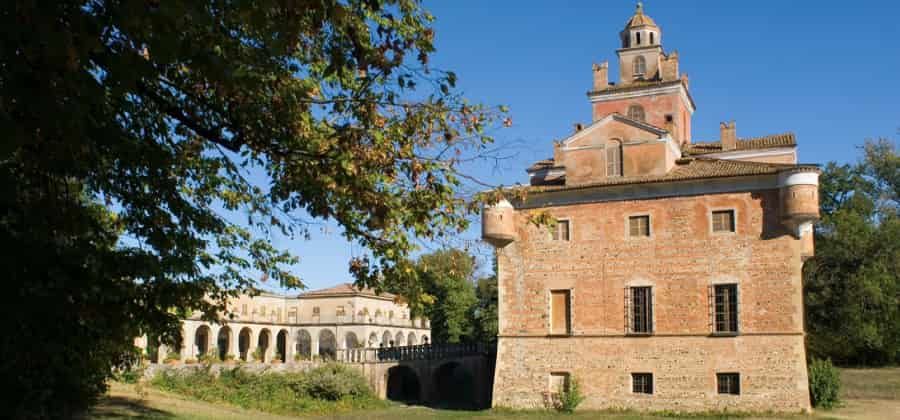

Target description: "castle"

left=482, top=4, right=819, bottom=412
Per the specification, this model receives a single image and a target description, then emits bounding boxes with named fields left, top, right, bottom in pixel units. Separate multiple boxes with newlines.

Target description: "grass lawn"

left=89, top=368, right=900, bottom=420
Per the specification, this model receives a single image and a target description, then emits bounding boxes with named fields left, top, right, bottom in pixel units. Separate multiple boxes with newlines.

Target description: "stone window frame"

left=625, top=278, right=656, bottom=336
left=548, top=288, right=574, bottom=337
left=709, top=207, right=738, bottom=235
left=634, top=55, right=646, bottom=76
left=709, top=281, right=740, bottom=337
left=626, top=213, right=653, bottom=239
left=550, top=217, right=572, bottom=242
left=606, top=139, right=624, bottom=177
left=716, top=372, right=741, bottom=395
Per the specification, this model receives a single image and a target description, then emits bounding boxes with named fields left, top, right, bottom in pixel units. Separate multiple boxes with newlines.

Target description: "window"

left=632, top=373, right=654, bottom=394
left=627, top=104, right=646, bottom=122
left=241, top=304, right=247, bottom=315
left=550, top=372, right=570, bottom=394
left=312, top=306, right=320, bottom=316
left=606, top=140, right=623, bottom=177
left=712, top=210, right=736, bottom=233
left=717, top=373, right=740, bottom=395
left=629, top=215, right=650, bottom=237
left=650, top=32, right=655, bottom=44
left=714, top=284, right=739, bottom=333
left=636, top=32, right=642, bottom=45
left=550, top=290, right=571, bottom=335
left=665, top=114, right=674, bottom=123
left=336, top=306, right=345, bottom=316
left=633, top=56, right=646, bottom=76
left=552, top=219, right=570, bottom=241
left=630, top=286, right=653, bottom=334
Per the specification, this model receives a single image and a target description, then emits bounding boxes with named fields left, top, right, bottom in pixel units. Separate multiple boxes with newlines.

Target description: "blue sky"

left=271, top=1, right=900, bottom=292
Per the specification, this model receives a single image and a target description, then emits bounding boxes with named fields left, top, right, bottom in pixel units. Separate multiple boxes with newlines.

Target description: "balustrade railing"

left=336, top=342, right=496, bottom=363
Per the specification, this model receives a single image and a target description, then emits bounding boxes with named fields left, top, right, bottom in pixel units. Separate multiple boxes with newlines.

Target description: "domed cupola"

left=620, top=3, right=661, bottom=49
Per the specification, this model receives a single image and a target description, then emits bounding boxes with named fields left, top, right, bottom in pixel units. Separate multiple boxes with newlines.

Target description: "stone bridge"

left=339, top=343, right=496, bottom=408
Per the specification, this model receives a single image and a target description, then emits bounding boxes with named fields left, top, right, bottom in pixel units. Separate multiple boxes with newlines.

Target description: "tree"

left=804, top=139, right=900, bottom=366
left=1, top=2, right=506, bottom=416
left=411, top=249, right=478, bottom=344
left=473, top=260, right=499, bottom=343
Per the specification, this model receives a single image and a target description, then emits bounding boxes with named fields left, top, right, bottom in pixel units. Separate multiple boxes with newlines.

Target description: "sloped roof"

left=684, top=133, right=796, bottom=156
left=298, top=283, right=395, bottom=300
left=624, top=3, right=658, bottom=29
left=522, top=158, right=819, bottom=193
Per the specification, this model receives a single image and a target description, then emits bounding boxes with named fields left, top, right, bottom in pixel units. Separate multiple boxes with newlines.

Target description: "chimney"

left=720, top=121, right=737, bottom=151
left=553, top=141, right=563, bottom=162
left=592, top=62, right=609, bottom=91
left=573, top=122, right=584, bottom=133
left=680, top=73, right=690, bottom=90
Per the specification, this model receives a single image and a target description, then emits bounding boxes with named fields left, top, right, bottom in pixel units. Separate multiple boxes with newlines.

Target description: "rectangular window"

left=550, top=372, right=570, bottom=394
left=629, top=215, right=650, bottom=237
left=712, top=210, right=736, bottom=232
left=552, top=220, right=570, bottom=241
left=632, top=373, right=654, bottom=394
left=241, top=304, right=247, bottom=315
left=714, top=284, right=739, bottom=333
left=717, top=373, right=740, bottom=395
left=336, top=306, right=345, bottom=316
left=312, top=306, right=320, bottom=316
left=630, top=286, right=653, bottom=334
left=550, top=290, right=572, bottom=335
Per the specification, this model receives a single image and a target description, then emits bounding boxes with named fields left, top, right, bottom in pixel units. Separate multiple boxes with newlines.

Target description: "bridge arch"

left=432, top=361, right=475, bottom=408
left=386, top=365, right=421, bottom=403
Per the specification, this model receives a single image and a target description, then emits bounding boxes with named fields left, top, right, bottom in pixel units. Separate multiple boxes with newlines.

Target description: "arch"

left=395, top=331, right=405, bottom=346
left=194, top=325, right=211, bottom=357
left=295, top=329, right=312, bottom=360
left=382, top=330, right=392, bottom=347
left=386, top=366, right=421, bottom=403
left=422, top=334, right=430, bottom=344
left=407, top=332, right=417, bottom=346
left=633, top=56, right=646, bottom=77
left=432, top=362, right=475, bottom=408
left=345, top=331, right=360, bottom=349
left=318, top=329, right=336, bottom=360
left=217, top=326, right=231, bottom=361
left=606, top=139, right=623, bottom=177
left=276, top=329, right=288, bottom=362
left=627, top=104, right=645, bottom=122
left=650, top=31, right=655, bottom=44
left=238, top=327, right=252, bottom=361
left=257, top=328, right=271, bottom=362
left=368, top=332, right=379, bottom=347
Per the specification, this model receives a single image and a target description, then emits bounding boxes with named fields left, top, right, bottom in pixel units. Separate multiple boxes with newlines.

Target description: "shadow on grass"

left=86, top=395, right=175, bottom=419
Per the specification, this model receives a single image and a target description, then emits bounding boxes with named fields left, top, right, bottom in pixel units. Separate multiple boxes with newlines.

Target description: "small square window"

left=632, top=373, right=654, bottom=394
left=336, top=306, right=345, bottom=316
left=550, top=372, right=570, bottom=394
left=552, top=220, right=570, bottom=241
left=665, top=114, right=674, bottom=123
left=717, top=373, right=740, bottom=395
left=312, top=306, right=320, bottom=316
left=629, top=215, right=650, bottom=237
left=712, top=210, right=736, bottom=233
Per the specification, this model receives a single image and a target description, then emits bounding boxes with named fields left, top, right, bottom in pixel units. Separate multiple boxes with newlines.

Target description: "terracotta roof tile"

left=298, top=283, right=395, bottom=299
left=588, top=79, right=682, bottom=96
left=684, top=133, right=796, bottom=156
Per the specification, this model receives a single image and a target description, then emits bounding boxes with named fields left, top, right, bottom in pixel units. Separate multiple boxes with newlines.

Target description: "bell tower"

left=618, top=2, right=663, bottom=83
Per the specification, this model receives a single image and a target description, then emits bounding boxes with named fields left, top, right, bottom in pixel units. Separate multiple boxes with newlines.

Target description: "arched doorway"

left=368, top=332, right=378, bottom=347
left=194, top=325, right=211, bottom=357
left=257, top=328, right=271, bottom=362
left=345, top=332, right=360, bottom=349
left=318, top=329, right=336, bottom=360
left=387, top=366, right=421, bottom=403
left=432, top=362, right=475, bottom=408
left=395, top=331, right=404, bottom=347
left=295, top=330, right=311, bottom=360
left=238, top=327, right=252, bottom=361
left=407, top=332, right=417, bottom=346
left=217, top=327, right=231, bottom=361
left=382, top=331, right=392, bottom=347
left=422, top=335, right=429, bottom=345
left=276, top=330, right=288, bottom=362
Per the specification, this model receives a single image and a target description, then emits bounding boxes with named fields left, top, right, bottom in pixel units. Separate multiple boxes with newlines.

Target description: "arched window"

left=627, top=105, right=645, bottom=122
left=650, top=32, right=655, bottom=44
left=606, top=139, right=623, bottom=177
left=633, top=56, right=646, bottom=77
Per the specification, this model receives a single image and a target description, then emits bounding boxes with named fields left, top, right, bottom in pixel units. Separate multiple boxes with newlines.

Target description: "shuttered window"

left=552, top=220, right=570, bottom=241
left=630, top=287, right=653, bottom=334
left=717, top=373, right=740, bottom=395
left=712, top=210, right=736, bottom=232
left=629, top=215, right=650, bottom=237
left=551, top=290, right=571, bottom=335
left=714, top=284, right=739, bottom=333
left=606, top=140, right=623, bottom=177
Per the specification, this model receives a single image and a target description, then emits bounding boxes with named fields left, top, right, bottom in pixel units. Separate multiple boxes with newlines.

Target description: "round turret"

left=778, top=169, right=820, bottom=237
left=482, top=199, right=516, bottom=247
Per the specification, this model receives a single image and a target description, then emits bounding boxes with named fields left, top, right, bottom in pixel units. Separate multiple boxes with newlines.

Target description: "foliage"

left=251, top=347, right=264, bottom=362
left=473, top=260, right=500, bottom=343
left=808, top=358, right=841, bottom=409
left=400, top=249, right=479, bottom=343
left=198, top=349, right=219, bottom=364
left=114, top=364, right=145, bottom=385
left=150, top=364, right=382, bottom=415
left=163, top=352, right=181, bottom=364
left=1, top=1, right=507, bottom=416
left=804, top=139, right=900, bottom=365
left=556, top=376, right=585, bottom=413
left=273, top=352, right=283, bottom=363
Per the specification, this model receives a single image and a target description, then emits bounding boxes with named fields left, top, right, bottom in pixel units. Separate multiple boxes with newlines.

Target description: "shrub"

left=302, top=363, right=372, bottom=400
left=251, top=347, right=264, bottom=362
left=809, top=358, right=841, bottom=409
left=199, top=348, right=219, bottom=364
left=115, top=363, right=145, bottom=384
left=163, top=352, right=181, bottom=363
left=556, top=376, right=584, bottom=413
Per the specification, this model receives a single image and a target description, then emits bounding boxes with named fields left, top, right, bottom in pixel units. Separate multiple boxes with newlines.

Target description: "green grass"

left=90, top=368, right=900, bottom=420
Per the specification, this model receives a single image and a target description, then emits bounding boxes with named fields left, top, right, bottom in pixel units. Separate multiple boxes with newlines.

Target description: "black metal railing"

left=374, top=342, right=496, bottom=362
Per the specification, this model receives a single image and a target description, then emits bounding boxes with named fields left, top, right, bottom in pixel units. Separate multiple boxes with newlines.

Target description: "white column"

left=285, top=329, right=295, bottom=363
left=209, top=325, right=220, bottom=358
left=311, top=328, right=320, bottom=358
left=181, top=323, right=194, bottom=360
left=249, top=328, right=259, bottom=362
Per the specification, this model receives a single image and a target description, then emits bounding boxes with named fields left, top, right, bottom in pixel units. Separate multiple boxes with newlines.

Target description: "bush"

left=251, top=347, right=264, bottom=362
left=163, top=352, right=181, bottom=363
left=809, top=358, right=841, bottom=409
left=555, top=376, right=584, bottom=413
left=302, top=363, right=372, bottom=400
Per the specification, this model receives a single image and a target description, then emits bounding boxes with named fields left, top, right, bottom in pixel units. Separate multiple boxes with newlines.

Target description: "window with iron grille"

left=629, top=215, right=650, bottom=237
left=632, top=373, right=653, bottom=394
left=552, top=220, right=570, bottom=241
left=630, top=286, right=653, bottom=334
left=714, top=284, right=738, bottom=333
left=717, top=373, right=740, bottom=395
left=712, top=210, right=736, bottom=232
